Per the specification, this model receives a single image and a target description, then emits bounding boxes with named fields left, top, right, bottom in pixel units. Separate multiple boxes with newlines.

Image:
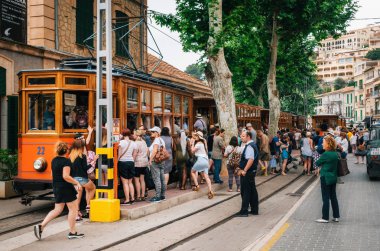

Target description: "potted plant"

left=0, top=149, right=19, bottom=198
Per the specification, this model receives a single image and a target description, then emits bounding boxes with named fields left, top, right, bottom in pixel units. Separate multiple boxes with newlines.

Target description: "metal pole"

left=96, top=0, right=113, bottom=187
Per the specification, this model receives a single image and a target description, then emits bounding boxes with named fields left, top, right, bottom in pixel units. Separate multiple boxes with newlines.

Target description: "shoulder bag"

left=153, top=138, right=170, bottom=163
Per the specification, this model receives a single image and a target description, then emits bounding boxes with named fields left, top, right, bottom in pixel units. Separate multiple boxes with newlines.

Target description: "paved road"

left=271, top=154, right=380, bottom=251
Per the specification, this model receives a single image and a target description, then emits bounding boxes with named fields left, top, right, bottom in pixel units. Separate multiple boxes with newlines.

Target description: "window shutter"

left=115, top=11, right=129, bottom=58
left=7, top=96, right=18, bottom=151
left=0, top=67, right=6, bottom=96
left=76, top=0, right=94, bottom=46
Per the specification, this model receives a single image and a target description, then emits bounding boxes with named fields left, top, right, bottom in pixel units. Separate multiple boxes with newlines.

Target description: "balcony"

left=373, top=90, right=380, bottom=99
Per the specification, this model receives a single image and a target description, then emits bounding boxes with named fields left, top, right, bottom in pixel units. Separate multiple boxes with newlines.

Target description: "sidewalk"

left=268, top=155, right=380, bottom=250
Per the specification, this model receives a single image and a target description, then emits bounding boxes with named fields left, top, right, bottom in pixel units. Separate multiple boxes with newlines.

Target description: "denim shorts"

left=74, top=176, right=89, bottom=185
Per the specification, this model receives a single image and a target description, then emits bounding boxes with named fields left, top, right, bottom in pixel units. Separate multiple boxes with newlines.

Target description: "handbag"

left=86, top=151, right=96, bottom=181
left=337, top=153, right=350, bottom=177
left=153, top=139, right=170, bottom=163
left=358, top=144, right=365, bottom=151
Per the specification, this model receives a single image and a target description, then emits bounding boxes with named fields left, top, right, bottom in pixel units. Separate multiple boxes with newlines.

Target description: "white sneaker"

left=332, top=218, right=339, bottom=222
left=315, top=218, right=329, bottom=223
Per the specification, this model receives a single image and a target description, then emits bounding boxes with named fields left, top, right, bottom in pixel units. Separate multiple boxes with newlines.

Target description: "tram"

left=292, top=115, right=307, bottom=130
left=14, top=63, right=194, bottom=193
left=311, top=114, right=346, bottom=131
left=260, top=109, right=293, bottom=130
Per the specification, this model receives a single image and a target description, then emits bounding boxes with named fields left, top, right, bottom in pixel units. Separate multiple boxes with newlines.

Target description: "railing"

left=373, top=90, right=380, bottom=98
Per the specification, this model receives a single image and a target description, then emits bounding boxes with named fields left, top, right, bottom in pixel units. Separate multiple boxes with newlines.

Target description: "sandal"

left=180, top=186, right=186, bottom=190
left=76, top=215, right=82, bottom=222
left=208, top=191, right=215, bottom=199
left=140, top=197, right=146, bottom=201
left=192, top=185, right=200, bottom=191
left=237, top=189, right=241, bottom=192
left=227, top=189, right=233, bottom=192
left=200, top=178, right=205, bottom=184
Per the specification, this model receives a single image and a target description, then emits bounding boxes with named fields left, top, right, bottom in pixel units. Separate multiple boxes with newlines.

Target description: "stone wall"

left=57, top=0, right=147, bottom=70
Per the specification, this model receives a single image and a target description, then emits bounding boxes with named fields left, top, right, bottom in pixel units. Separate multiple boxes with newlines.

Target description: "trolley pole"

left=90, top=0, right=120, bottom=222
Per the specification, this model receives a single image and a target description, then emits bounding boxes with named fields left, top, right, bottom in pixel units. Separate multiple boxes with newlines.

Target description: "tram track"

left=0, top=206, right=56, bottom=236
left=95, top=170, right=311, bottom=251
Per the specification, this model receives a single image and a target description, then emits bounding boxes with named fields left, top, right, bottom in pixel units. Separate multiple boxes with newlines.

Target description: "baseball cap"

left=149, top=126, right=161, bottom=134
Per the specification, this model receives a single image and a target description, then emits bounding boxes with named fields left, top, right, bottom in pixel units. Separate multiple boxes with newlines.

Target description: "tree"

left=153, top=0, right=238, bottom=140
left=258, top=0, right=357, bottom=136
left=365, top=49, right=380, bottom=60
left=185, top=63, right=205, bottom=80
left=333, top=78, right=346, bottom=90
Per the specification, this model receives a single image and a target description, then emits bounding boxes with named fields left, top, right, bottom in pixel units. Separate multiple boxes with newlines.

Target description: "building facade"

left=0, top=0, right=211, bottom=151
left=315, top=87, right=354, bottom=120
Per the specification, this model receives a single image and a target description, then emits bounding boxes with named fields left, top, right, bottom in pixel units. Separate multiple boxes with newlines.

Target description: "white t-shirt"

left=336, top=137, right=349, bottom=153
left=350, top=135, right=357, bottom=145
left=224, top=145, right=243, bottom=165
left=294, top=132, right=301, bottom=141
left=119, top=139, right=137, bottom=162
left=149, top=137, right=164, bottom=154
left=194, top=142, right=208, bottom=158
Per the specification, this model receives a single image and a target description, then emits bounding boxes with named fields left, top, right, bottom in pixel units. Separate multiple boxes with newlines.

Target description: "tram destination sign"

left=0, top=0, right=27, bottom=43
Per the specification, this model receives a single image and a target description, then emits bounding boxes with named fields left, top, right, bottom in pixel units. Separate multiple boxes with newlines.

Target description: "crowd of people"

left=34, top=110, right=369, bottom=239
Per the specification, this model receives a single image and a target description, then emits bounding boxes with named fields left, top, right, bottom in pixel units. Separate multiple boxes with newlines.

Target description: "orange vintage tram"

left=15, top=62, right=193, bottom=193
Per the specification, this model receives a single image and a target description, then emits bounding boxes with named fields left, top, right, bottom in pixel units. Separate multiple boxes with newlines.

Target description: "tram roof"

left=17, top=59, right=190, bottom=93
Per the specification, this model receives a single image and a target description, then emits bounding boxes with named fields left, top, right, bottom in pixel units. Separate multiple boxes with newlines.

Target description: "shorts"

left=192, top=156, right=209, bottom=174
left=53, top=184, right=77, bottom=203
left=269, top=156, right=277, bottom=168
left=260, top=152, right=270, bottom=161
left=74, top=176, right=89, bottom=185
left=281, top=150, right=289, bottom=160
left=118, top=161, right=135, bottom=179
left=134, top=166, right=147, bottom=177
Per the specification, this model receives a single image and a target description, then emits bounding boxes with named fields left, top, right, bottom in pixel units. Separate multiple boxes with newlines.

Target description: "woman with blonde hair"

left=34, top=142, right=84, bottom=240
left=134, top=129, right=149, bottom=201
left=70, top=139, right=97, bottom=220
left=315, top=135, right=340, bottom=223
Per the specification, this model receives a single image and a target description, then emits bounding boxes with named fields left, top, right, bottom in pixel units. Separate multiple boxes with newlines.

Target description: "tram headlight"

left=33, top=158, right=47, bottom=172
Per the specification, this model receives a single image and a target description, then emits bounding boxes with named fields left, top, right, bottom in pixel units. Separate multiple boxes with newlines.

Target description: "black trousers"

left=240, top=172, right=259, bottom=214
left=320, top=176, right=340, bottom=220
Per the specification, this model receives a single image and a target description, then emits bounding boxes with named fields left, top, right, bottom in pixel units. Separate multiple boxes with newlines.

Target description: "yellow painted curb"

left=260, top=222, right=290, bottom=251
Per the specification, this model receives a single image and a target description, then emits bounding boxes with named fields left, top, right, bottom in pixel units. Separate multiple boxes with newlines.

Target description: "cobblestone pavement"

left=271, top=154, right=380, bottom=251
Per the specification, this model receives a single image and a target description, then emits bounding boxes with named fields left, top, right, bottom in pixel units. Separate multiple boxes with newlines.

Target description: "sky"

left=147, top=0, right=380, bottom=71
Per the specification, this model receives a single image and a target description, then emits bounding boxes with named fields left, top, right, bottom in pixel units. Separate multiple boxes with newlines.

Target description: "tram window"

left=183, top=97, right=189, bottom=115
left=174, top=117, right=181, bottom=133
left=141, top=89, right=151, bottom=111
left=174, top=95, right=181, bottom=114
left=183, top=117, right=189, bottom=130
left=163, top=115, right=173, bottom=133
left=65, top=77, right=86, bottom=85
left=28, top=77, right=55, bottom=85
left=28, top=94, right=55, bottom=130
left=164, top=94, right=172, bottom=113
left=154, top=115, right=162, bottom=128
left=127, top=87, right=138, bottom=109
left=141, top=114, right=151, bottom=129
left=153, top=91, right=162, bottom=112
left=63, top=92, right=89, bottom=129
left=127, top=113, right=138, bottom=131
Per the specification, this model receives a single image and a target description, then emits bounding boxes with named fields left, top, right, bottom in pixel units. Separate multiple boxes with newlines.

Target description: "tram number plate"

left=37, top=146, right=45, bottom=155
left=370, top=148, right=380, bottom=155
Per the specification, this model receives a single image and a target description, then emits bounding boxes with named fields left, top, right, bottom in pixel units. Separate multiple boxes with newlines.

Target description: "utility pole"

left=91, top=0, right=120, bottom=222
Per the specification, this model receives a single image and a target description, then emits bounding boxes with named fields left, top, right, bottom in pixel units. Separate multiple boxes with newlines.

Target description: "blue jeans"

left=151, top=162, right=165, bottom=198
left=320, top=176, right=340, bottom=220
left=213, top=159, right=222, bottom=182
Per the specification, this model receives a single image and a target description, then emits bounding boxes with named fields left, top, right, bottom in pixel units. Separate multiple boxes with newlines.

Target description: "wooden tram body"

left=260, top=109, right=293, bottom=130
left=15, top=68, right=193, bottom=191
left=312, top=114, right=346, bottom=131
left=292, top=115, right=306, bottom=130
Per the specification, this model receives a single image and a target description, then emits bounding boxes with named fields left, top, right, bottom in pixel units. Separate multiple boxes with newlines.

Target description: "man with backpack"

left=235, top=130, right=259, bottom=217
left=194, top=114, right=207, bottom=136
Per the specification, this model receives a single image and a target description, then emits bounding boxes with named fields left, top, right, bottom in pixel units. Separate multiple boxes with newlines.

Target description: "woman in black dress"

left=34, top=142, right=84, bottom=240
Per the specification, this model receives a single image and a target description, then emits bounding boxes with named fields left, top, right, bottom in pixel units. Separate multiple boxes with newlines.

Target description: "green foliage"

left=185, top=63, right=205, bottom=80
left=365, top=49, right=380, bottom=60
left=347, top=80, right=356, bottom=87
left=0, top=149, right=18, bottom=181
left=151, top=0, right=357, bottom=116
left=334, top=78, right=347, bottom=90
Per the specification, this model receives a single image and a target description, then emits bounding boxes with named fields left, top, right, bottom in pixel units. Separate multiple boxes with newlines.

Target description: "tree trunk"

left=205, top=0, right=237, bottom=142
left=257, top=83, right=265, bottom=107
left=266, top=13, right=281, bottom=137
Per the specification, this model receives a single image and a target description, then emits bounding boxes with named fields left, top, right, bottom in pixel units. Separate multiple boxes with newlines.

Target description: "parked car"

left=367, top=124, right=380, bottom=180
